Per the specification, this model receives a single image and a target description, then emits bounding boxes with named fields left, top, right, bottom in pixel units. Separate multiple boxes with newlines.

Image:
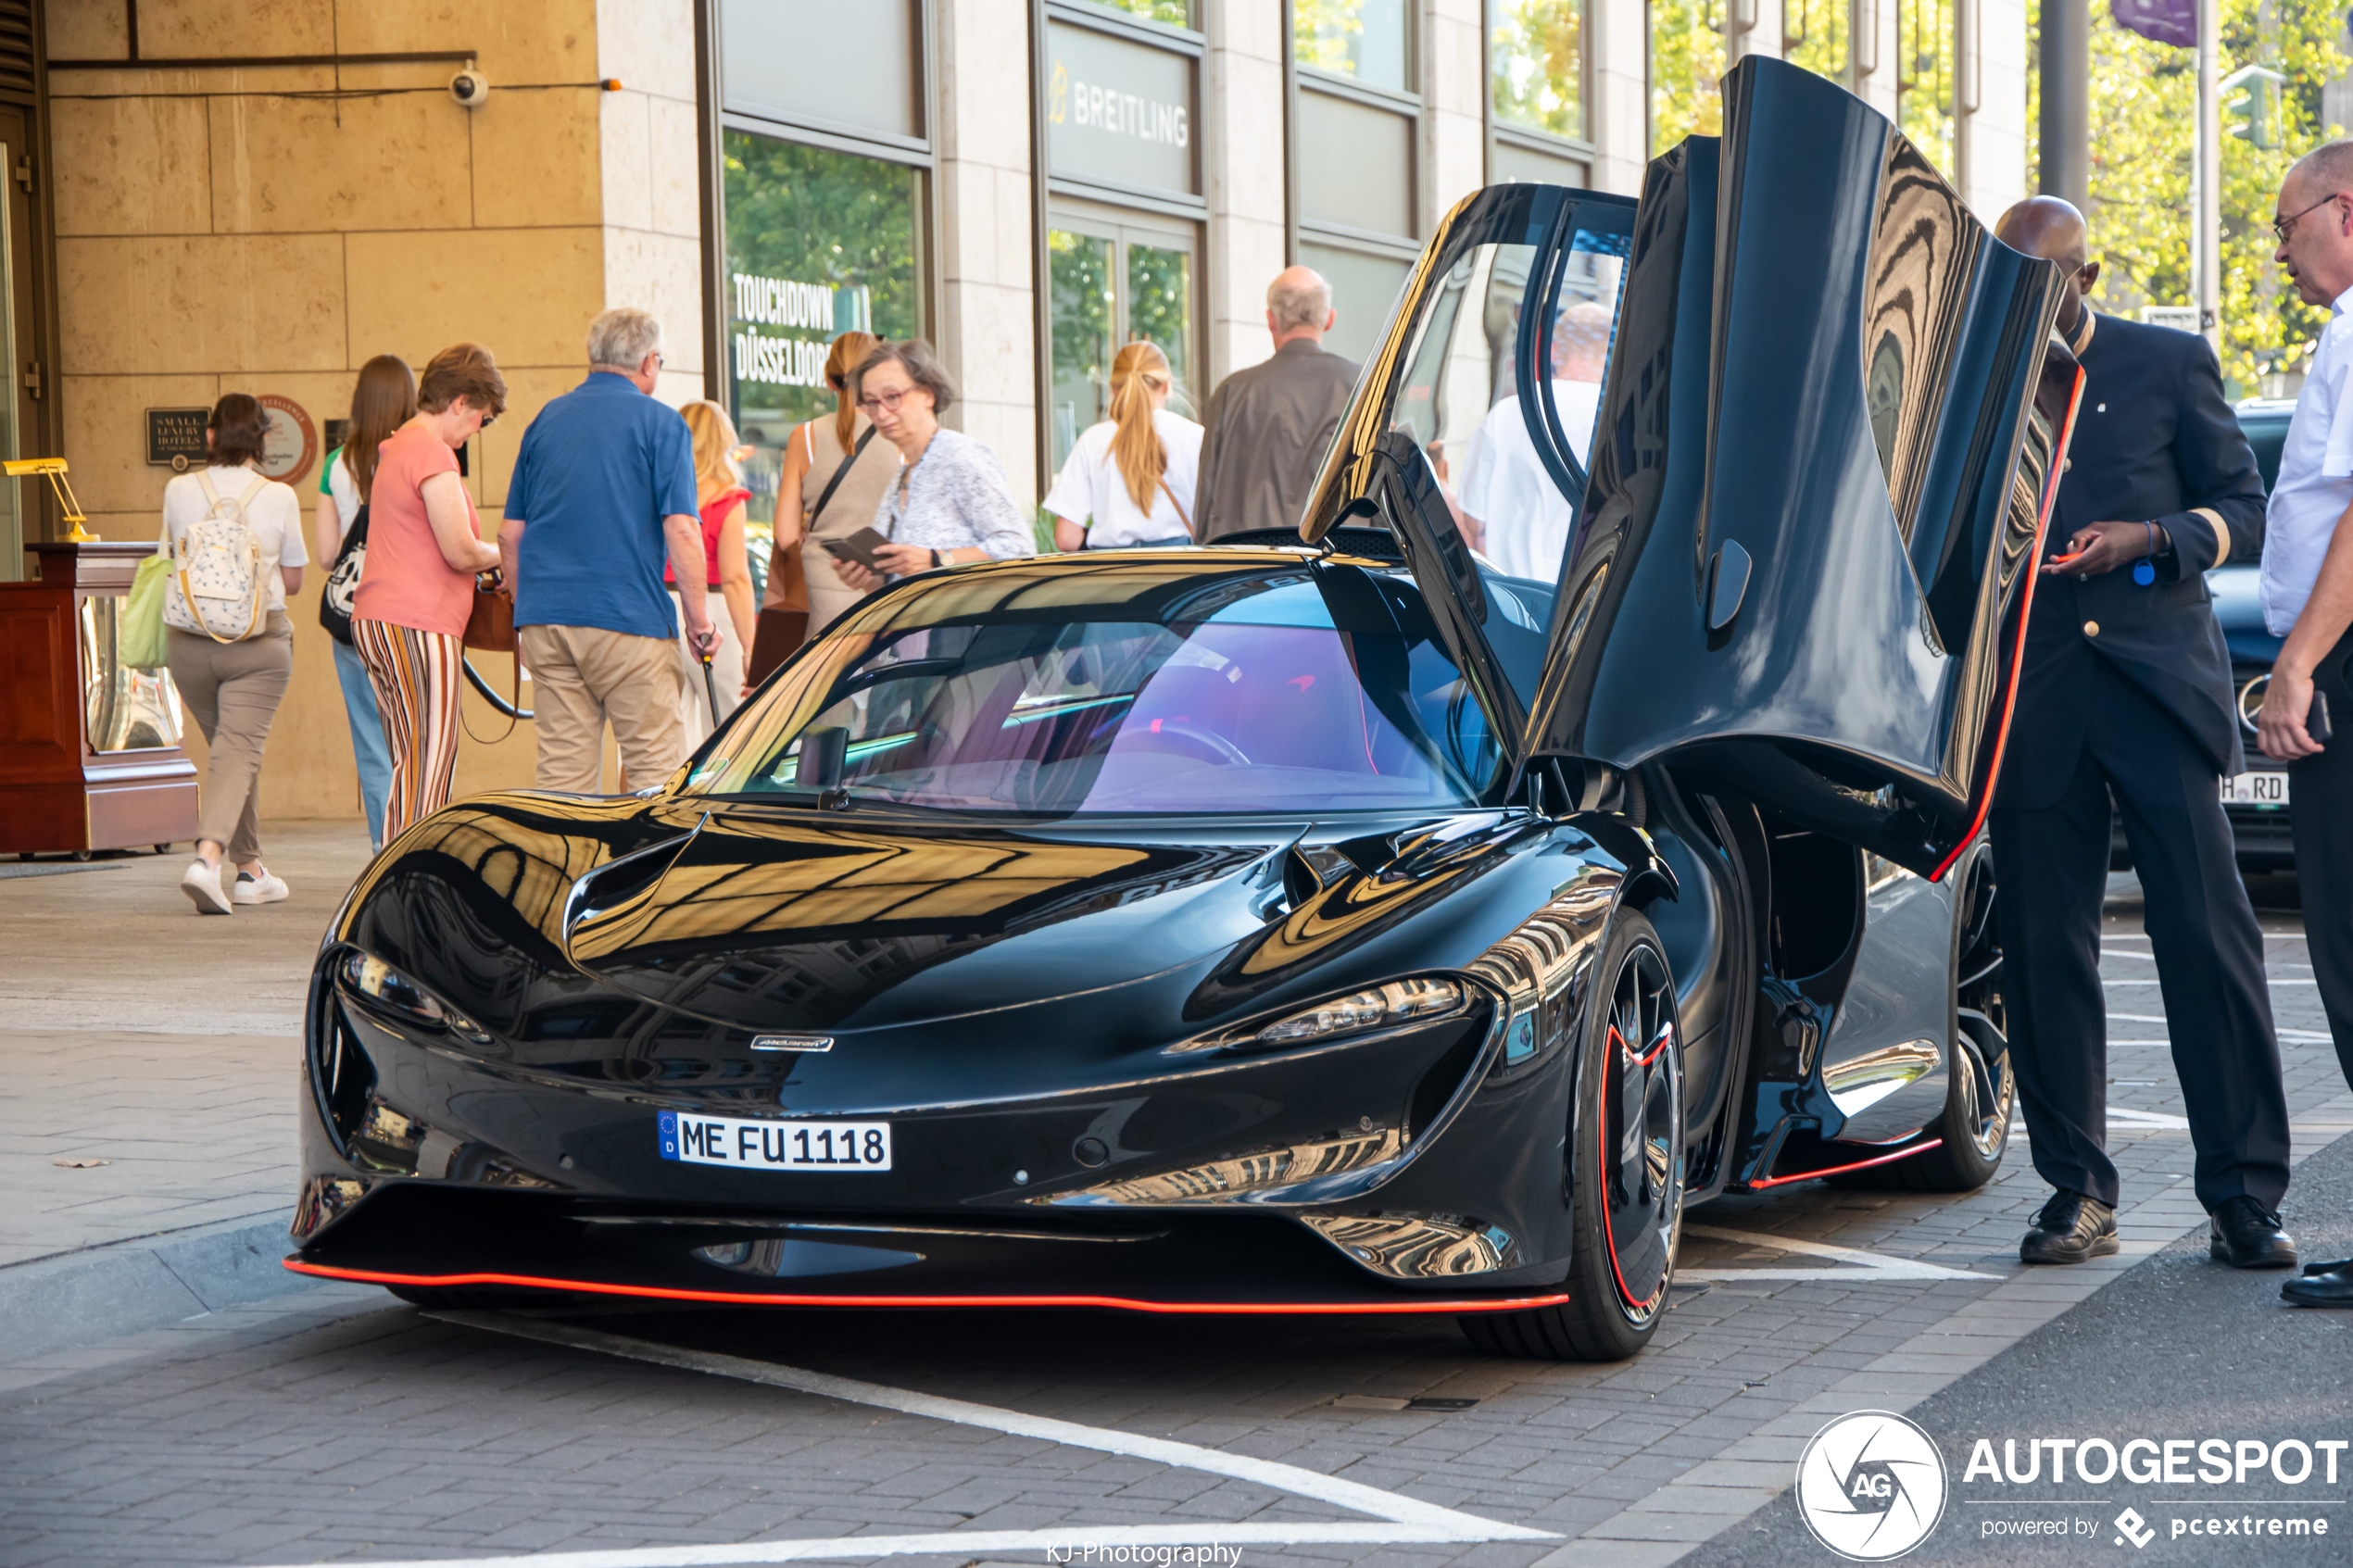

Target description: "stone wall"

left=45, top=0, right=704, bottom=816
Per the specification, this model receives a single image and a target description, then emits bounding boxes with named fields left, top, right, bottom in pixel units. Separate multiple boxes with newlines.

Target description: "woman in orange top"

left=350, top=342, right=505, bottom=840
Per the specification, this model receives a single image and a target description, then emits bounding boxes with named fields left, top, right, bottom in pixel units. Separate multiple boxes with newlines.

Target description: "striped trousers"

left=351, top=618, right=465, bottom=843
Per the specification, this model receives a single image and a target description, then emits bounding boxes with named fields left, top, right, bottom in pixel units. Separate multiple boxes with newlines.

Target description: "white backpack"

left=163, top=470, right=267, bottom=642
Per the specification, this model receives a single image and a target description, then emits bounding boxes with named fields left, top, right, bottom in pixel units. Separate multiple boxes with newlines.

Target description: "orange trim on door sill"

left=1743, top=1137, right=1944, bottom=1190
left=282, top=1259, right=1572, bottom=1315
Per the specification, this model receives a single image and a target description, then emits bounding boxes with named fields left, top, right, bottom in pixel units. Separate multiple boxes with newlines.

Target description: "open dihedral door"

left=1522, top=56, right=2082, bottom=877
left=1303, top=56, right=2083, bottom=878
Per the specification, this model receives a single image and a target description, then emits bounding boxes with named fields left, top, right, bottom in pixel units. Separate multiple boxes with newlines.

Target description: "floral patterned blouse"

left=874, top=428, right=1035, bottom=564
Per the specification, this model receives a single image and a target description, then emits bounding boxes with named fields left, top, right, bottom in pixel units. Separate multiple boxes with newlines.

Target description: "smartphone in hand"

left=820, top=527, right=891, bottom=572
left=2309, top=691, right=2334, bottom=746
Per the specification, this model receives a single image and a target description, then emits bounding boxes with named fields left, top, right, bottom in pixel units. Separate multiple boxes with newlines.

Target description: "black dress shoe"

left=2020, top=1188, right=2119, bottom=1264
left=2283, top=1265, right=2353, bottom=1307
left=2209, top=1198, right=2296, bottom=1269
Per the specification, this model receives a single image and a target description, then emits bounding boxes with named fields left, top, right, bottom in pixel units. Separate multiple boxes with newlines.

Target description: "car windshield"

left=683, top=560, right=1504, bottom=815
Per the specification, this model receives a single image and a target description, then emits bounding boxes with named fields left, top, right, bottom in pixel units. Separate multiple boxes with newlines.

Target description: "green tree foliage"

left=1083, top=0, right=1191, bottom=25
left=1492, top=0, right=1587, bottom=139
left=1651, top=0, right=1727, bottom=151
left=2049, top=0, right=2347, bottom=393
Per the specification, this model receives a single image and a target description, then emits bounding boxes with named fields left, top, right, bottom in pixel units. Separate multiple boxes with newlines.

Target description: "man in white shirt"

left=1456, top=300, right=1609, bottom=582
left=2258, top=143, right=2353, bottom=1308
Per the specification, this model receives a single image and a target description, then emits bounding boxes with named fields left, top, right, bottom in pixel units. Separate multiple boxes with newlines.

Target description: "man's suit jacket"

left=1195, top=339, right=1363, bottom=542
left=1998, top=311, right=2268, bottom=809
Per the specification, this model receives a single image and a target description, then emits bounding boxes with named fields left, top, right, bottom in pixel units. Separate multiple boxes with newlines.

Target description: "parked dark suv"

left=2212, top=400, right=2293, bottom=872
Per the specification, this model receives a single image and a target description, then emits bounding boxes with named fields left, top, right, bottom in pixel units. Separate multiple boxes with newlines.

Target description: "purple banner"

left=2111, top=0, right=2196, bottom=47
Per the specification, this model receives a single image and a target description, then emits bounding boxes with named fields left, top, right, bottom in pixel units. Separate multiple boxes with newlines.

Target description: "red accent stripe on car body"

left=1742, top=1136, right=1944, bottom=1190
left=1931, top=362, right=2086, bottom=884
left=281, top=1260, right=1572, bottom=1315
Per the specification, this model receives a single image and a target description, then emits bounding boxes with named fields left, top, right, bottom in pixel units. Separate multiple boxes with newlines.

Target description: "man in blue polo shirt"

left=499, top=307, right=717, bottom=792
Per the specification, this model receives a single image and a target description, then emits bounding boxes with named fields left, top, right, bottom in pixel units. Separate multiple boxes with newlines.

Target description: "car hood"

left=547, top=806, right=1543, bottom=1035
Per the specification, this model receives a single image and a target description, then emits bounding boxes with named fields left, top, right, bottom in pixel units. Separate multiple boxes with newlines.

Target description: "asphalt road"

left=4, top=880, right=2349, bottom=1568
left=1690, top=1126, right=2353, bottom=1566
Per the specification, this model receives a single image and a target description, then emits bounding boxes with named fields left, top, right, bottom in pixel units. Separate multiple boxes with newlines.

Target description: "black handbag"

left=317, top=501, right=369, bottom=646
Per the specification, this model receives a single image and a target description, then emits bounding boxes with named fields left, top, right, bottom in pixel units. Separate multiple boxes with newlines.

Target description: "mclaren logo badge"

left=750, top=1035, right=835, bottom=1053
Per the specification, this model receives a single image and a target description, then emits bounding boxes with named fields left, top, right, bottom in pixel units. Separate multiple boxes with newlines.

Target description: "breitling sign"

left=1045, top=19, right=1197, bottom=197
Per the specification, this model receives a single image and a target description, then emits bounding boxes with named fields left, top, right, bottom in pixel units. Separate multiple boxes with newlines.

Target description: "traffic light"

left=2222, top=65, right=2290, bottom=151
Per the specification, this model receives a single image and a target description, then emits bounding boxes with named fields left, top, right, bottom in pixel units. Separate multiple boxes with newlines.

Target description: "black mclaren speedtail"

left=289, top=59, right=2084, bottom=1361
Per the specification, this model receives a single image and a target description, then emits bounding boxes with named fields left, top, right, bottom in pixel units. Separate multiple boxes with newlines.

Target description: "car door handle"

left=1707, top=540, right=1753, bottom=633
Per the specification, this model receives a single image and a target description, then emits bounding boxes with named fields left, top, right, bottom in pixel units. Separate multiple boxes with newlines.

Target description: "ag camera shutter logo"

left=1795, top=1411, right=1949, bottom=1560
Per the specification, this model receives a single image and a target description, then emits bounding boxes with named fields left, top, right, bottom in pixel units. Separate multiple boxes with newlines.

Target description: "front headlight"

left=1178, top=977, right=1471, bottom=1054
left=339, top=951, right=492, bottom=1044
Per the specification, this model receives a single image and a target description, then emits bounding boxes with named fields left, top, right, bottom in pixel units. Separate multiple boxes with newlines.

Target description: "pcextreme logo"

left=1795, top=1411, right=1950, bottom=1562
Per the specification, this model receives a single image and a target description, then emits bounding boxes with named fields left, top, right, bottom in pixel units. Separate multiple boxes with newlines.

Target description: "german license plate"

left=658, top=1111, right=891, bottom=1171
left=2221, top=771, right=2290, bottom=807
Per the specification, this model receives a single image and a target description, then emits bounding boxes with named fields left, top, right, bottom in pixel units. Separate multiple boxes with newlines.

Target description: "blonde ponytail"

left=1108, top=340, right=1171, bottom=515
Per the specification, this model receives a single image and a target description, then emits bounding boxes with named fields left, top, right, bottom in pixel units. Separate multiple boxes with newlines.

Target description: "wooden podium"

left=0, top=542, right=200, bottom=856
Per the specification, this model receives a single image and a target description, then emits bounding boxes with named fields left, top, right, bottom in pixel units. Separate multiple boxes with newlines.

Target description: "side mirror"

left=797, top=726, right=848, bottom=792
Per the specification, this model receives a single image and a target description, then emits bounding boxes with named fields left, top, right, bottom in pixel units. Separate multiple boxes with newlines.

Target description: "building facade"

left=22, top=0, right=2030, bottom=822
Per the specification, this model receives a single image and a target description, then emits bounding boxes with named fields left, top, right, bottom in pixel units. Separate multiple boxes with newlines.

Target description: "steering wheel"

left=1129, top=719, right=1251, bottom=766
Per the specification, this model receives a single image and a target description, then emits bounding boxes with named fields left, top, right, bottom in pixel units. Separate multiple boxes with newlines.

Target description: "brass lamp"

left=5, top=458, right=94, bottom=542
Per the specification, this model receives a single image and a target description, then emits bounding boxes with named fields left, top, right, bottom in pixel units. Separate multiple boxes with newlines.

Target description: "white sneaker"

left=180, top=861, right=233, bottom=915
left=232, top=869, right=290, bottom=905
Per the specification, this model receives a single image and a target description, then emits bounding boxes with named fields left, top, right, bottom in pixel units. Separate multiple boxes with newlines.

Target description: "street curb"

left=0, top=1212, right=320, bottom=1361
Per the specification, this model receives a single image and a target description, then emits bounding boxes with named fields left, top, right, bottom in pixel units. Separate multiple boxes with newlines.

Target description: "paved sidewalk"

left=0, top=823, right=373, bottom=1353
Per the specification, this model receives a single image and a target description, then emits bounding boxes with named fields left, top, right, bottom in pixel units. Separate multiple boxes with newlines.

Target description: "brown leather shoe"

left=2020, top=1188, right=2119, bottom=1265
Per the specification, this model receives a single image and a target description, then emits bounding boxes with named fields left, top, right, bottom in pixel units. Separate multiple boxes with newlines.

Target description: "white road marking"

left=244, top=1524, right=1483, bottom=1568
left=2107, top=1107, right=2193, bottom=1129
left=266, top=1311, right=1556, bottom=1568
left=1678, top=1223, right=1986, bottom=1282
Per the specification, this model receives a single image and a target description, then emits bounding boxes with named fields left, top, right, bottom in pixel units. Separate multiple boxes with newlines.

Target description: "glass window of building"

left=1295, top=0, right=1409, bottom=92
left=711, top=0, right=933, bottom=585
left=1490, top=0, right=1593, bottom=187
left=1291, top=0, right=1419, bottom=366
left=1040, top=3, right=1205, bottom=481
left=1047, top=213, right=1197, bottom=470
left=724, top=132, right=926, bottom=509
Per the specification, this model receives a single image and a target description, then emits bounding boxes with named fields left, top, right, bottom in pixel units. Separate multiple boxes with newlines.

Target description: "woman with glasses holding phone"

left=830, top=339, right=1033, bottom=599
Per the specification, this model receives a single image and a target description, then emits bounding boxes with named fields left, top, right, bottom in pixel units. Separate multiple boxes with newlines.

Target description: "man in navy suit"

left=1990, top=197, right=2294, bottom=1269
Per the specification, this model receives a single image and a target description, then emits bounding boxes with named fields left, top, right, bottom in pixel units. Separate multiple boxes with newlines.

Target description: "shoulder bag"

left=317, top=502, right=369, bottom=645
left=121, top=524, right=173, bottom=670
left=748, top=426, right=878, bottom=686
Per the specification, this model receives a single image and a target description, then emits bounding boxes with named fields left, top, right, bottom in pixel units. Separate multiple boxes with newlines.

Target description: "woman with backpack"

left=162, top=393, right=308, bottom=915
left=311, top=355, right=415, bottom=851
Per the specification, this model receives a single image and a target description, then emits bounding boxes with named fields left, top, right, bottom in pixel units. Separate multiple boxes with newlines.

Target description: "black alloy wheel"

left=1862, top=843, right=2014, bottom=1193
left=1461, top=909, right=1685, bottom=1361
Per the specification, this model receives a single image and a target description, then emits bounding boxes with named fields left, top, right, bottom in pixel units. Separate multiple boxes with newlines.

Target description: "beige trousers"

left=165, top=610, right=294, bottom=863
left=517, top=622, right=687, bottom=794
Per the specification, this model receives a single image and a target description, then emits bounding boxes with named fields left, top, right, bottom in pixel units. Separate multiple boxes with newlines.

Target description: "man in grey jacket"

left=1196, top=268, right=1364, bottom=542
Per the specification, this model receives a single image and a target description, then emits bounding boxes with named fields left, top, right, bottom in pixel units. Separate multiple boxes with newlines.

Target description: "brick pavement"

left=0, top=868, right=2347, bottom=1568
left=0, top=822, right=370, bottom=1269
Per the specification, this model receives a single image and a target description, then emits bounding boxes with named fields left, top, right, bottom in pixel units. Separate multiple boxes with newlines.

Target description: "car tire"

left=1835, top=846, right=2014, bottom=1194
left=1460, top=909, right=1684, bottom=1362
